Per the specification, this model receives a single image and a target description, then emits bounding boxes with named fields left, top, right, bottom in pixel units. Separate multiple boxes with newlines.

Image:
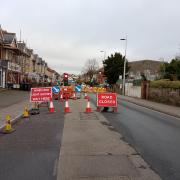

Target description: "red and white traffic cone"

left=84, top=92, right=88, bottom=99
left=59, top=93, right=63, bottom=102
left=64, top=98, right=70, bottom=113
left=49, top=100, right=55, bottom=113
left=72, top=92, right=76, bottom=100
left=85, top=97, right=92, bottom=113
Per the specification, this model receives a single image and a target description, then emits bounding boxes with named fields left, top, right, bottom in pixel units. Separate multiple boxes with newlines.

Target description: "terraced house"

left=0, top=26, right=7, bottom=88
left=0, top=26, right=59, bottom=89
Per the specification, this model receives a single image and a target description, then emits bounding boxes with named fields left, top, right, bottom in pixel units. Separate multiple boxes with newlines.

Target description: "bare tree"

left=82, top=59, right=99, bottom=82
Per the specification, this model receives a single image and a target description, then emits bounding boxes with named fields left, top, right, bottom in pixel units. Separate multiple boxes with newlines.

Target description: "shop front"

left=0, top=60, right=8, bottom=88
left=7, top=61, right=21, bottom=89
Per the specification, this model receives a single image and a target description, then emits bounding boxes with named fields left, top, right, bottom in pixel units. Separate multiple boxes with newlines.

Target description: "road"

left=0, top=100, right=64, bottom=180
left=90, top=93, right=180, bottom=180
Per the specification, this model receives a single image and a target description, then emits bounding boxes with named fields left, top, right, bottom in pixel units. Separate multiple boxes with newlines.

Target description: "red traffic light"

left=63, top=73, right=68, bottom=80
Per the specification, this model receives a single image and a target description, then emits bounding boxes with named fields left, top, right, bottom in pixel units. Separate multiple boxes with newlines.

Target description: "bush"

left=150, top=80, right=180, bottom=89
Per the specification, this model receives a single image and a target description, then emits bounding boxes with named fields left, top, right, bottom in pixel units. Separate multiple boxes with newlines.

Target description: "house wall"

left=125, top=83, right=141, bottom=98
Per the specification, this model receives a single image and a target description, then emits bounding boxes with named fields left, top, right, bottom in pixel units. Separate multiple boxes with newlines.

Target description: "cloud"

left=1, top=0, right=180, bottom=73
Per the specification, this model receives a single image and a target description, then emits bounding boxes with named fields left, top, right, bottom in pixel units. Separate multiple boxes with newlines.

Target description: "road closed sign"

left=97, top=93, right=117, bottom=107
left=30, top=87, right=52, bottom=102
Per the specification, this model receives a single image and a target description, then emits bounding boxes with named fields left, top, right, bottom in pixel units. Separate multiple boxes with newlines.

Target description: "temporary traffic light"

left=63, top=73, right=69, bottom=86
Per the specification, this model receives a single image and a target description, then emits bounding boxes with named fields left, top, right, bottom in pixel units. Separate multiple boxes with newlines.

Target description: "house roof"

left=37, top=57, right=42, bottom=64
left=3, top=32, right=16, bottom=44
left=47, top=67, right=55, bottom=73
left=17, top=42, right=26, bottom=51
left=129, top=60, right=162, bottom=74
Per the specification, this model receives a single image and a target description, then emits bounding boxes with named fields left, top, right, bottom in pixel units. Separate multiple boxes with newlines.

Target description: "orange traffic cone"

left=49, top=100, right=55, bottom=113
left=72, top=92, right=76, bottom=100
left=64, top=98, right=70, bottom=113
left=85, top=97, right=92, bottom=113
left=59, top=93, right=63, bottom=102
left=84, top=92, right=88, bottom=99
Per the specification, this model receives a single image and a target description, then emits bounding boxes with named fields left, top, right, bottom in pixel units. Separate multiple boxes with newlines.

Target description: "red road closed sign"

left=30, top=87, right=52, bottom=102
left=97, top=93, right=117, bottom=107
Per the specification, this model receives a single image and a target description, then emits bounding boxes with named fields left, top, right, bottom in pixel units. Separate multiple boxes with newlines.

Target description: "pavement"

left=118, top=95, right=180, bottom=118
left=57, top=98, right=161, bottom=180
left=0, top=90, right=32, bottom=129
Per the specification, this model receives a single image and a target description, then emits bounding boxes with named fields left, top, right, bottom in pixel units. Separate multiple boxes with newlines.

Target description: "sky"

left=1, top=0, right=180, bottom=74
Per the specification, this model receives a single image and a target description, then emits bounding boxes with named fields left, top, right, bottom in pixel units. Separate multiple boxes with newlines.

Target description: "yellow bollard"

left=23, top=106, right=29, bottom=118
left=2, top=115, right=15, bottom=134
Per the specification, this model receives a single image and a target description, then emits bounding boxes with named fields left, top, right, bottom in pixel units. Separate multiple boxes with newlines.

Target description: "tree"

left=103, top=52, right=129, bottom=85
left=82, top=59, right=99, bottom=83
left=161, top=58, right=180, bottom=80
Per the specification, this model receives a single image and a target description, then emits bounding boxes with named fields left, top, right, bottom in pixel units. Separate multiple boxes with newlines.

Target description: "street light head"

left=100, top=50, right=104, bottom=52
left=120, top=38, right=126, bottom=40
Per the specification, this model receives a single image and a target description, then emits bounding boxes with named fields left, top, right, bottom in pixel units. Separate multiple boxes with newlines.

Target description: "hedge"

left=150, top=80, right=180, bottom=89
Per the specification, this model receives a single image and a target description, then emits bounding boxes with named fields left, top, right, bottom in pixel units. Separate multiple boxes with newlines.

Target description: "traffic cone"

left=85, top=97, right=92, bottom=113
left=84, top=92, right=88, bottom=99
left=2, top=115, right=15, bottom=134
left=49, top=100, right=55, bottom=113
left=72, top=92, right=76, bottom=100
left=59, top=93, right=63, bottom=102
left=23, top=106, right=29, bottom=118
left=64, top=99, right=70, bottom=113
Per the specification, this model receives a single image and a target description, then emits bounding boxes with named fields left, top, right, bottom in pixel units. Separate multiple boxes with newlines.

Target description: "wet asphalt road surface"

left=0, top=100, right=64, bottom=180
left=90, top=94, right=180, bottom=180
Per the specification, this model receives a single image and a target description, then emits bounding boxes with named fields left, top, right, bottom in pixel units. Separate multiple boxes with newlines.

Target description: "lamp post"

left=120, top=36, right=127, bottom=95
left=100, top=50, right=106, bottom=62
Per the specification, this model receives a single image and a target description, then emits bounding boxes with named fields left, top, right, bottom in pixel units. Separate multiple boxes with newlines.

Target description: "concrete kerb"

left=0, top=113, right=22, bottom=132
left=117, top=96, right=180, bottom=119
left=0, top=106, right=34, bottom=132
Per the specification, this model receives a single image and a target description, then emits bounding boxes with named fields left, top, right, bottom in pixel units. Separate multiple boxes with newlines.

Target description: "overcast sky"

left=1, top=0, right=180, bottom=74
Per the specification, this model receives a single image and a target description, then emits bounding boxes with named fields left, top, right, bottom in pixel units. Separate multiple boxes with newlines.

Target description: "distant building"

left=128, top=60, right=162, bottom=81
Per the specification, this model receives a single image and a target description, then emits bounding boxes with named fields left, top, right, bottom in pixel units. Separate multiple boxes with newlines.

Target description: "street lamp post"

left=100, top=50, right=106, bottom=84
left=100, top=50, right=106, bottom=62
left=120, top=36, right=127, bottom=95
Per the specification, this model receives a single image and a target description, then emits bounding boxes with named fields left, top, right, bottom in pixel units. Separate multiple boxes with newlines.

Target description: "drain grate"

left=79, top=112, right=99, bottom=120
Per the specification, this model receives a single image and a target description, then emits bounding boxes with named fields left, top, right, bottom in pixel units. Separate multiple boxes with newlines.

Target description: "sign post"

left=96, top=93, right=117, bottom=112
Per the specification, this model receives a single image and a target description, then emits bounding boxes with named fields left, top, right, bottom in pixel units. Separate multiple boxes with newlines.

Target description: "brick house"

left=1, top=29, right=22, bottom=88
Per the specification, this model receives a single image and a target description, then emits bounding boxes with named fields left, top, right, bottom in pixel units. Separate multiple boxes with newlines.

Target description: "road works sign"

left=75, top=85, right=82, bottom=92
left=97, top=93, right=117, bottom=107
left=30, top=87, right=52, bottom=102
left=52, top=86, right=60, bottom=94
